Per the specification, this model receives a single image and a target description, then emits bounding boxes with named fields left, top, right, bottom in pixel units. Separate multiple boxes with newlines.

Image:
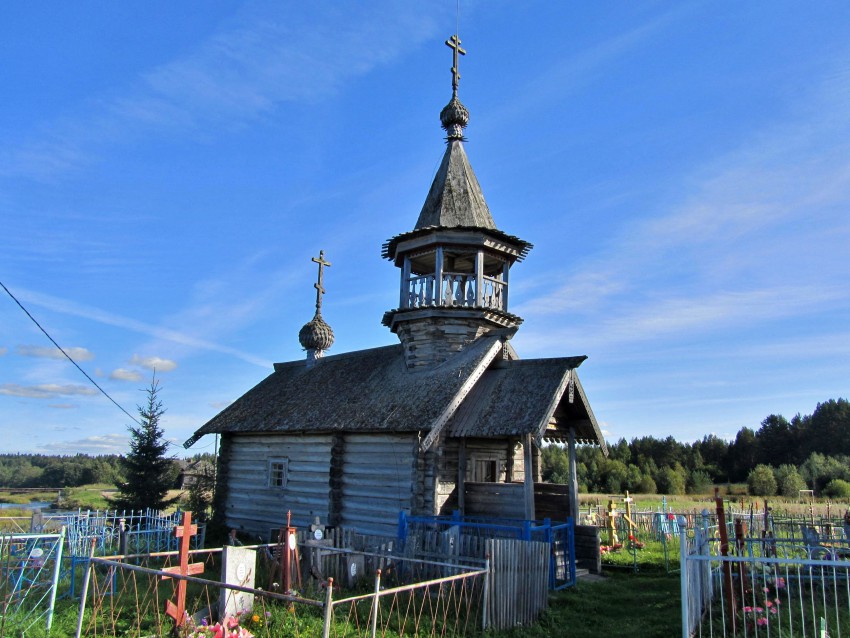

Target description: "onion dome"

left=440, top=95, right=469, bottom=140
left=300, top=250, right=333, bottom=361
left=299, top=312, right=334, bottom=352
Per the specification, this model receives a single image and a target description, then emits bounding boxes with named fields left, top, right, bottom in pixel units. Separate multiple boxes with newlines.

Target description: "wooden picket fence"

left=485, top=538, right=549, bottom=630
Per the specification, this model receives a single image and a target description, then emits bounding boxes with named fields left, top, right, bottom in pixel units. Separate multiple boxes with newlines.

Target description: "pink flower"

left=757, top=617, right=769, bottom=626
left=775, top=577, right=785, bottom=589
left=743, top=606, right=753, bottom=613
left=770, top=607, right=777, bottom=614
left=763, top=587, right=770, bottom=593
left=755, top=607, right=763, bottom=613
left=765, top=600, right=772, bottom=608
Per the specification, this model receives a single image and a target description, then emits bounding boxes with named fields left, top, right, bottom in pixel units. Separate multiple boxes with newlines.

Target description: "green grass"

left=499, top=571, right=681, bottom=638
left=59, top=484, right=117, bottom=510
left=601, top=539, right=679, bottom=573
left=0, top=489, right=58, bottom=505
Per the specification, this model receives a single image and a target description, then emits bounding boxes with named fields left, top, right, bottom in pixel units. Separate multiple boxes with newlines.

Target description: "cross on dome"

left=445, top=34, right=466, bottom=96
left=312, top=250, right=331, bottom=315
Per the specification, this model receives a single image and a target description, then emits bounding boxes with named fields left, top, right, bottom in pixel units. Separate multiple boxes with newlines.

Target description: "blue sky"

left=1, top=2, right=849, bottom=457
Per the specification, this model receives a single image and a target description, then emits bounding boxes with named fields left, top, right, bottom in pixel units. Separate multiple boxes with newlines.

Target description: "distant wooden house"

left=185, top=41, right=607, bottom=539
left=177, top=459, right=214, bottom=490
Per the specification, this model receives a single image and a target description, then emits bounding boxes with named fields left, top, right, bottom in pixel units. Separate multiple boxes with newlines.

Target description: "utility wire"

left=0, top=279, right=141, bottom=425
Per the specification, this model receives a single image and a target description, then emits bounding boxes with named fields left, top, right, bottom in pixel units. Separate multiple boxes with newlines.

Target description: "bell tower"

left=382, top=35, right=532, bottom=369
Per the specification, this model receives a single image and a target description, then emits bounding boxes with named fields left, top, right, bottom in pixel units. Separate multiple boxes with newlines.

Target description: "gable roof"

left=185, top=336, right=607, bottom=454
left=184, top=335, right=503, bottom=447
left=415, top=140, right=496, bottom=230
left=446, top=358, right=607, bottom=453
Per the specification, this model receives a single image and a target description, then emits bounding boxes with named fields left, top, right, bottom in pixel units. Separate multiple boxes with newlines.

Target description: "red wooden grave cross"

left=162, top=511, right=205, bottom=627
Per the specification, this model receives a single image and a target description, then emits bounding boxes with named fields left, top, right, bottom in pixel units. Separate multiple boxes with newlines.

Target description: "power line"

left=0, top=279, right=141, bottom=425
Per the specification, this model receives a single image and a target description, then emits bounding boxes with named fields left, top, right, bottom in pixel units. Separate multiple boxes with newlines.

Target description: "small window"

left=268, top=458, right=288, bottom=489
left=474, top=460, right=498, bottom=483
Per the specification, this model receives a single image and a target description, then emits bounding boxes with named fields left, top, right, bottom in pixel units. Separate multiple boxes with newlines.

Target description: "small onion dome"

left=440, top=95, right=469, bottom=140
left=299, top=312, right=334, bottom=352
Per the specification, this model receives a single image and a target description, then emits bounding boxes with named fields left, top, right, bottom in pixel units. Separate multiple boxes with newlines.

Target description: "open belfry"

left=186, top=34, right=606, bottom=538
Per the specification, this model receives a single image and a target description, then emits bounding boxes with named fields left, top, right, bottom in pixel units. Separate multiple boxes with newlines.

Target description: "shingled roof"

left=446, top=358, right=608, bottom=453
left=415, top=140, right=495, bottom=230
left=186, top=335, right=606, bottom=453
left=185, top=335, right=503, bottom=446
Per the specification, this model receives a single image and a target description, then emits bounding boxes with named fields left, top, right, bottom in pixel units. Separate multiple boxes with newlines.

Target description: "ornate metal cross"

left=445, top=34, right=466, bottom=94
left=311, top=250, right=331, bottom=313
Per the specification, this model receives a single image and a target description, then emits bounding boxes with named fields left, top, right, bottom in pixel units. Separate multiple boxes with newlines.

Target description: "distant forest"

left=0, top=453, right=200, bottom=490
left=2, top=399, right=849, bottom=499
left=544, top=398, right=850, bottom=498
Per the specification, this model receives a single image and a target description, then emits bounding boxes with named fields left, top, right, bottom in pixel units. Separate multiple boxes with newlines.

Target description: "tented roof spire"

left=414, top=34, right=497, bottom=231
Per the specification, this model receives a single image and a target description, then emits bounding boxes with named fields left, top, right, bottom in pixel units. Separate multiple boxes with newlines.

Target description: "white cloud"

left=129, top=355, right=177, bottom=373
left=47, top=403, right=78, bottom=410
left=0, top=384, right=98, bottom=399
left=39, top=433, right=128, bottom=455
left=0, top=3, right=443, bottom=180
left=16, top=344, right=95, bottom=361
left=110, top=368, right=143, bottom=382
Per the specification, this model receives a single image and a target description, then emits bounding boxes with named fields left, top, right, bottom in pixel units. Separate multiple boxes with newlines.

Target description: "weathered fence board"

left=485, top=538, right=549, bottom=630
left=465, top=483, right=525, bottom=518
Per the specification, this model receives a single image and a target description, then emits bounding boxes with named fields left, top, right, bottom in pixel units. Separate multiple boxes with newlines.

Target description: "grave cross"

left=311, top=250, right=331, bottom=314
left=445, top=34, right=466, bottom=95
left=162, top=511, right=205, bottom=627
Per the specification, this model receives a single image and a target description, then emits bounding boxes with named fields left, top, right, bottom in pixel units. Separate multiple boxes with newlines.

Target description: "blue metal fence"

left=397, top=511, right=576, bottom=590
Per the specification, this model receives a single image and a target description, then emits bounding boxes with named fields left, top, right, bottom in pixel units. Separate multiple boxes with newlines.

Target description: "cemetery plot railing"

left=0, top=529, right=65, bottom=636
left=680, top=524, right=850, bottom=638
left=74, top=544, right=486, bottom=638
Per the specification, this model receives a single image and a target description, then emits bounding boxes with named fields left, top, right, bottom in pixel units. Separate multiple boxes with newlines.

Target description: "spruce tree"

left=114, top=376, right=177, bottom=512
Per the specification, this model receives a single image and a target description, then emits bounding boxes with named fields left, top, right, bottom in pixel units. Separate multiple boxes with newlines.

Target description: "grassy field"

left=0, top=488, right=60, bottom=505
left=580, top=490, right=848, bottom=518
left=0, top=484, right=188, bottom=511
left=501, top=571, right=681, bottom=638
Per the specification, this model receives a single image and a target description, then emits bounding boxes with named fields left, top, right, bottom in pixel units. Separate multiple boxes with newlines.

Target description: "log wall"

left=339, top=433, right=416, bottom=537
left=223, top=433, right=333, bottom=539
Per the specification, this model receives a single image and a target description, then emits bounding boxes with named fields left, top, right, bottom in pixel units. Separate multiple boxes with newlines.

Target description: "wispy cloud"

left=14, top=287, right=271, bottom=368
left=16, top=344, right=95, bottom=361
left=129, top=355, right=177, bottom=373
left=109, top=368, right=144, bottom=382
left=0, top=347, right=7, bottom=356
left=520, top=284, right=847, bottom=354
left=0, top=2, right=443, bottom=180
left=39, top=433, right=128, bottom=455
left=0, top=384, right=99, bottom=399
left=517, top=54, right=850, bottom=354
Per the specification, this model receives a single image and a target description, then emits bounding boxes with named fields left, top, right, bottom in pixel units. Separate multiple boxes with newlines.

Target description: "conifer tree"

left=113, top=376, right=177, bottom=512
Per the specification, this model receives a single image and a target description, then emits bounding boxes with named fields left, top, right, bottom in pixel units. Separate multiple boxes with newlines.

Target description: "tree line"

left=0, top=453, right=126, bottom=488
left=543, top=398, right=850, bottom=498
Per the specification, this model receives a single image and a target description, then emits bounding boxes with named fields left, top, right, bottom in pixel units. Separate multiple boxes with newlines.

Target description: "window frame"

left=268, top=458, right=289, bottom=489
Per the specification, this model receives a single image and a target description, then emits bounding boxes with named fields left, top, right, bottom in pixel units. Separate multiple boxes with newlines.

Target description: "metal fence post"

left=46, top=526, right=66, bottom=632
left=679, top=525, right=688, bottom=638
left=74, top=538, right=97, bottom=638
left=321, top=577, right=335, bottom=638
left=370, top=569, right=382, bottom=638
